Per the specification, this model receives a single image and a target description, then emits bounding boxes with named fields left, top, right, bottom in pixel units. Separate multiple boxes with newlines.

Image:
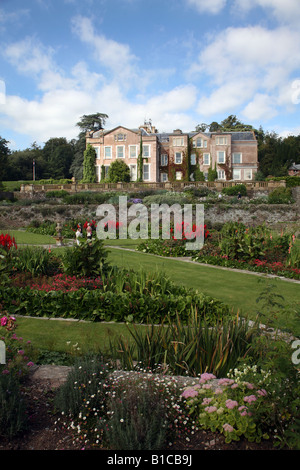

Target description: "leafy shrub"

left=107, top=160, right=130, bottom=183
left=54, top=356, right=111, bottom=417
left=222, top=184, right=247, bottom=196
left=268, top=187, right=294, bottom=204
left=104, top=377, right=171, bottom=450
left=0, top=373, right=28, bottom=439
left=142, top=191, right=191, bottom=206
left=45, top=190, right=69, bottom=198
left=61, top=239, right=109, bottom=278
left=9, top=246, right=61, bottom=277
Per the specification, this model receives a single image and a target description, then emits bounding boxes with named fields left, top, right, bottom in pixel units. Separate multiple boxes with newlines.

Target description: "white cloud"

left=233, top=0, right=300, bottom=26
left=188, top=24, right=300, bottom=121
left=186, top=0, right=226, bottom=14
left=241, top=93, right=278, bottom=121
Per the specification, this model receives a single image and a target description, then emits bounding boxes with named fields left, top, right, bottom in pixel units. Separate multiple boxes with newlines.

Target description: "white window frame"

left=244, top=168, right=253, bottom=180
left=104, top=146, right=112, bottom=159
left=204, top=140, right=207, bottom=148
left=143, top=163, right=150, bottom=181
left=142, top=144, right=150, bottom=158
left=173, top=137, right=184, bottom=146
left=161, top=172, right=168, bottom=182
left=217, top=151, right=225, bottom=164
left=233, top=169, right=241, bottom=180
left=161, top=154, right=168, bottom=166
left=216, top=137, right=227, bottom=145
left=232, top=153, right=242, bottom=164
left=116, top=145, right=125, bottom=158
left=175, top=171, right=183, bottom=180
left=94, top=146, right=100, bottom=159
left=129, top=164, right=137, bottom=181
left=217, top=170, right=225, bottom=180
left=203, top=153, right=210, bottom=166
left=129, top=145, right=138, bottom=158
left=115, top=133, right=127, bottom=142
left=190, top=153, right=196, bottom=165
left=175, top=152, right=182, bottom=164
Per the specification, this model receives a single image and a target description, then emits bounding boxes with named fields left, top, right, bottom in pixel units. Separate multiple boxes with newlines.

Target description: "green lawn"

left=106, top=247, right=300, bottom=322
left=1, top=229, right=56, bottom=245
left=2, top=234, right=299, bottom=354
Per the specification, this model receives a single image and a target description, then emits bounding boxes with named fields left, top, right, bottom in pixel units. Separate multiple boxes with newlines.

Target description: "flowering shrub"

left=54, top=363, right=198, bottom=449
left=0, top=233, right=17, bottom=253
left=0, top=314, right=34, bottom=377
left=181, top=372, right=269, bottom=444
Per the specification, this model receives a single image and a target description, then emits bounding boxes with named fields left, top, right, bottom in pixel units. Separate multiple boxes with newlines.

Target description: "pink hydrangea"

left=244, top=395, right=257, bottom=404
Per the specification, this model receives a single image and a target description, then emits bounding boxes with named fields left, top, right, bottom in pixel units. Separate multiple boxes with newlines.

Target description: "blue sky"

left=0, top=0, right=300, bottom=150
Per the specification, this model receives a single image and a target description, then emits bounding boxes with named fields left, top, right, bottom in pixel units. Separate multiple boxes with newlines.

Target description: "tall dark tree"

left=71, top=112, right=108, bottom=181
left=42, top=137, right=74, bottom=179
left=0, top=137, right=10, bottom=183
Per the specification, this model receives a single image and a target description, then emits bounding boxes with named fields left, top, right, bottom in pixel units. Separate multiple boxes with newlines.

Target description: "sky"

left=0, top=0, right=300, bottom=151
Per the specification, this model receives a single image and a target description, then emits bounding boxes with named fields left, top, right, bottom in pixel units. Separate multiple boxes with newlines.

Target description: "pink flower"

left=257, top=389, right=267, bottom=397
left=182, top=387, right=199, bottom=398
left=218, top=378, right=234, bottom=386
left=202, top=397, right=213, bottom=405
left=199, top=373, right=216, bottom=383
left=223, top=424, right=234, bottom=432
left=205, top=406, right=218, bottom=413
left=1, top=316, right=7, bottom=326
left=245, top=382, right=255, bottom=389
left=27, top=362, right=34, bottom=367
left=225, top=399, right=239, bottom=409
left=244, top=395, right=257, bottom=404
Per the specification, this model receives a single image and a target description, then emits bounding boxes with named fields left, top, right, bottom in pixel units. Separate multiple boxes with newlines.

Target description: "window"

left=129, top=164, right=137, bottom=181
left=233, top=169, right=241, bottom=180
left=193, top=138, right=202, bottom=148
left=176, top=171, right=183, bottom=180
left=232, top=153, right=242, bottom=164
left=104, top=146, right=112, bottom=159
left=218, top=170, right=225, bottom=180
left=143, top=163, right=150, bottom=181
left=94, top=147, right=100, bottom=159
left=114, top=133, right=127, bottom=141
left=175, top=152, right=182, bottom=164
left=95, top=165, right=101, bottom=182
left=116, top=145, right=125, bottom=158
left=129, top=145, right=138, bottom=158
left=217, top=151, right=225, bottom=164
left=143, top=144, right=150, bottom=157
left=216, top=137, right=227, bottom=145
left=104, top=165, right=110, bottom=178
left=173, top=137, right=184, bottom=146
left=204, top=140, right=207, bottom=148
left=190, top=153, right=196, bottom=165
left=244, top=169, right=252, bottom=180
left=203, top=153, right=210, bottom=166
left=161, top=154, right=168, bottom=166
left=161, top=172, right=168, bottom=182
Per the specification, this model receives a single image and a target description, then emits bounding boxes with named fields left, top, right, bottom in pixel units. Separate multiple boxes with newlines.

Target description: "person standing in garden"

left=86, top=223, right=93, bottom=240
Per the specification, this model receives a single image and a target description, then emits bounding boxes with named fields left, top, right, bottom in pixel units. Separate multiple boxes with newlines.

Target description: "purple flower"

left=1, top=316, right=7, bottom=326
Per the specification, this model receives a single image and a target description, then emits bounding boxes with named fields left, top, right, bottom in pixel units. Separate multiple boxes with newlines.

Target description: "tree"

left=76, top=113, right=108, bottom=133
left=208, top=164, right=218, bottom=181
left=107, top=160, right=130, bottom=183
left=71, top=112, right=108, bottom=181
left=42, top=137, right=74, bottom=179
left=82, top=144, right=97, bottom=183
left=0, top=137, right=10, bottom=183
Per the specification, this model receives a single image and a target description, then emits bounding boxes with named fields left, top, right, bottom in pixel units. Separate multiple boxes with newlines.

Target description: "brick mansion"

left=86, top=121, right=258, bottom=183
